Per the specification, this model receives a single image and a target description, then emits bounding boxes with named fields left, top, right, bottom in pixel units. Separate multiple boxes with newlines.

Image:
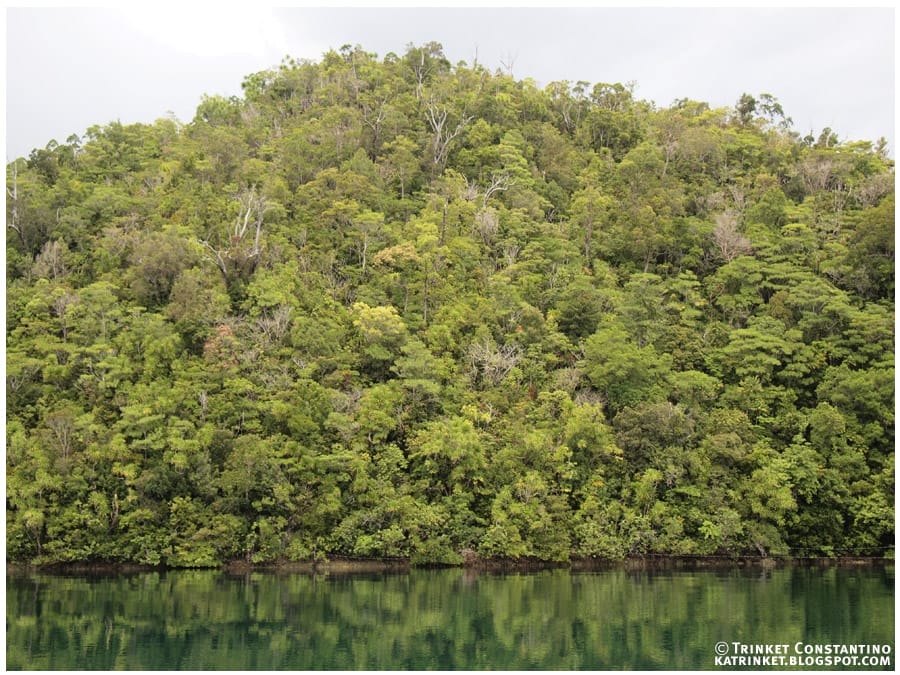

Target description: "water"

left=6, top=565, right=894, bottom=670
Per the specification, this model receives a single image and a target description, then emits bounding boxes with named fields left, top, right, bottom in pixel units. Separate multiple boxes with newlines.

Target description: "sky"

left=5, top=5, right=896, bottom=161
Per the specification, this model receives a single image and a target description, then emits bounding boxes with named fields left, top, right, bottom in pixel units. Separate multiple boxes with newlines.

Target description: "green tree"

left=582, top=323, right=672, bottom=415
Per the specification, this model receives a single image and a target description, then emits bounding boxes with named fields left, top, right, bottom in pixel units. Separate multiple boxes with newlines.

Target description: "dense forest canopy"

left=6, top=43, right=894, bottom=566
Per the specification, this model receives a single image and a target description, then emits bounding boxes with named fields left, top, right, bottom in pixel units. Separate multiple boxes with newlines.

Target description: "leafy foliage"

left=6, top=45, right=894, bottom=565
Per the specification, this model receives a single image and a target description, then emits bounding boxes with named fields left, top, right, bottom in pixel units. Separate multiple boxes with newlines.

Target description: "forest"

left=6, top=43, right=894, bottom=566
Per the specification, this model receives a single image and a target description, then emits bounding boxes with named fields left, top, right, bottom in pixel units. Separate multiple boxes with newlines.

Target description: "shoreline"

left=7, top=554, right=894, bottom=577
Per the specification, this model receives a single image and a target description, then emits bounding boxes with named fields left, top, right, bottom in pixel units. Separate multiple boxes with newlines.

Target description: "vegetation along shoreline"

left=7, top=43, right=893, bottom=571
left=7, top=554, right=894, bottom=579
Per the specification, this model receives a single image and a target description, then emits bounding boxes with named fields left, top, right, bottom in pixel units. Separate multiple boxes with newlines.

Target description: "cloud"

left=115, top=6, right=291, bottom=62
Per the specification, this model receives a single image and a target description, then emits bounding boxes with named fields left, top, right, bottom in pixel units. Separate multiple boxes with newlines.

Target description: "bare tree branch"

left=425, top=98, right=472, bottom=170
left=201, top=186, right=271, bottom=281
left=712, top=211, right=752, bottom=262
left=6, top=161, right=23, bottom=243
left=481, top=171, right=515, bottom=209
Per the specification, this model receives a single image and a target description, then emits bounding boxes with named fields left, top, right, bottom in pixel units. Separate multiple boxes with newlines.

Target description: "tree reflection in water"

left=6, top=565, right=894, bottom=670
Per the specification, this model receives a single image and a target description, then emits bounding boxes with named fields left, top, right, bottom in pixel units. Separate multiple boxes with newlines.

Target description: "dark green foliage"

left=6, top=43, right=894, bottom=565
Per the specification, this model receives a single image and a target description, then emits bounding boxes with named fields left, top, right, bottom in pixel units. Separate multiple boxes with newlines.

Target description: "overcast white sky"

left=5, top=6, right=896, bottom=161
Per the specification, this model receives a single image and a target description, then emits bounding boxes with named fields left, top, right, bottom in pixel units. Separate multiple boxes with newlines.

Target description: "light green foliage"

left=6, top=42, right=893, bottom=565
left=352, top=301, right=409, bottom=379
left=583, top=323, right=672, bottom=413
left=408, top=416, right=487, bottom=498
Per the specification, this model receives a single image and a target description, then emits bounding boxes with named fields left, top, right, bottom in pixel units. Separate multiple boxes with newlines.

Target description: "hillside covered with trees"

left=6, top=43, right=894, bottom=566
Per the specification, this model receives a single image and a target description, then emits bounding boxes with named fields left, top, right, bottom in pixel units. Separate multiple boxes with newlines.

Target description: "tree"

left=582, top=323, right=671, bottom=415
left=735, top=93, right=756, bottom=126
left=424, top=97, right=473, bottom=173
left=842, top=194, right=894, bottom=300
left=378, top=136, right=422, bottom=200
left=711, top=211, right=752, bottom=262
left=200, top=186, right=270, bottom=303
left=569, top=185, right=613, bottom=265
left=408, top=416, right=487, bottom=499
left=352, top=302, right=409, bottom=380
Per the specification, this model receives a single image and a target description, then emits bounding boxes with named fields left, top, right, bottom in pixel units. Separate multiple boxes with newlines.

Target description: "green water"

left=6, top=565, right=894, bottom=670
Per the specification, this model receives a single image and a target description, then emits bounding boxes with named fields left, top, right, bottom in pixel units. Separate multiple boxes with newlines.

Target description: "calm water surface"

left=6, top=565, right=894, bottom=670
